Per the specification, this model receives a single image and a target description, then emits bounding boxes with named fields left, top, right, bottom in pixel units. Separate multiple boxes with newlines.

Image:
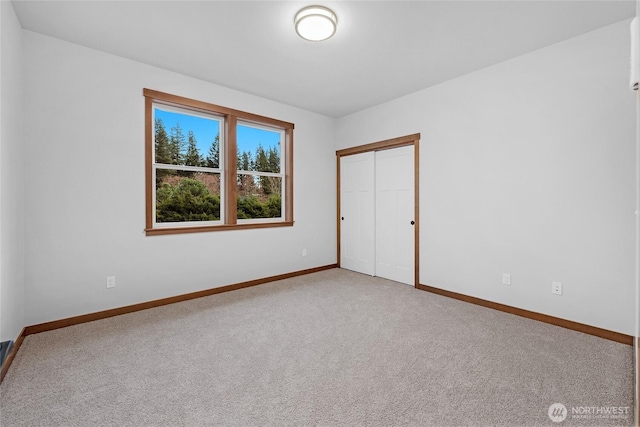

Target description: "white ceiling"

left=11, top=1, right=636, bottom=118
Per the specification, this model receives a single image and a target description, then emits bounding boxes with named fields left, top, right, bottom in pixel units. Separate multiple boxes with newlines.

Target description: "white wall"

left=337, top=20, right=636, bottom=335
left=0, top=1, right=25, bottom=342
left=22, top=31, right=337, bottom=326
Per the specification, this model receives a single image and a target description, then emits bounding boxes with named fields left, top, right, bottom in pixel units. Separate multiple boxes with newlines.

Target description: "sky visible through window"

left=237, top=125, right=281, bottom=158
left=154, top=108, right=281, bottom=162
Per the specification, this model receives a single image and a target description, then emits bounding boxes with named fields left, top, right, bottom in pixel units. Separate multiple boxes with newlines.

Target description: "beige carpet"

left=0, top=268, right=633, bottom=426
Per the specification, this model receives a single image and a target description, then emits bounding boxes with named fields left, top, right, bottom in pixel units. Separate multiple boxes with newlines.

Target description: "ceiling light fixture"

left=294, top=5, right=337, bottom=42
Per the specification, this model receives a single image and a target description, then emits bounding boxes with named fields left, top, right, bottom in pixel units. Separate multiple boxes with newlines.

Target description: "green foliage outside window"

left=237, top=194, right=282, bottom=219
left=156, top=178, right=220, bottom=223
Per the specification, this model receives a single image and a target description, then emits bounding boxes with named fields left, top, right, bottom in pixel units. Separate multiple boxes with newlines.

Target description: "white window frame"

left=236, top=121, right=286, bottom=224
left=152, top=102, right=225, bottom=228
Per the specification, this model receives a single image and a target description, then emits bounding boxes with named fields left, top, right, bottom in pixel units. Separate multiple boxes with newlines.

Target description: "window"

left=236, top=122, right=285, bottom=222
left=144, top=89, right=294, bottom=235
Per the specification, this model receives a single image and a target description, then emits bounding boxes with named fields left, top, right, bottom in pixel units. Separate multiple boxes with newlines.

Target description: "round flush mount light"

left=295, top=5, right=337, bottom=42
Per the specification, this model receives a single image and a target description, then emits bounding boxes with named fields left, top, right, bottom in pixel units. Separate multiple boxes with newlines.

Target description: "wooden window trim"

left=144, top=89, right=294, bottom=235
left=143, top=89, right=293, bottom=129
left=225, top=115, right=238, bottom=225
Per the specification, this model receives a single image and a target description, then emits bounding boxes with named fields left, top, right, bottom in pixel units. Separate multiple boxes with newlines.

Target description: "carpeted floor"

left=0, top=268, right=634, bottom=426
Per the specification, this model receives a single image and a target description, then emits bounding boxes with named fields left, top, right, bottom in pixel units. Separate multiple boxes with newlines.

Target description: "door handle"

left=410, top=221, right=415, bottom=225
left=341, top=217, right=344, bottom=220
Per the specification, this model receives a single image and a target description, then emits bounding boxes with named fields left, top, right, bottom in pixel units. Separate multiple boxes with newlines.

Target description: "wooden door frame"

left=336, top=133, right=421, bottom=287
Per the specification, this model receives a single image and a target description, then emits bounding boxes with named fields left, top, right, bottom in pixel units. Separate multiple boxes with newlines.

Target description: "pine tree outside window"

left=144, top=89, right=294, bottom=235
left=236, top=122, right=285, bottom=222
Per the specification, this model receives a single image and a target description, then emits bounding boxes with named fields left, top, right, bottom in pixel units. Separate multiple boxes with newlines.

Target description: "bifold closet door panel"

left=375, top=146, right=415, bottom=285
left=340, top=151, right=375, bottom=276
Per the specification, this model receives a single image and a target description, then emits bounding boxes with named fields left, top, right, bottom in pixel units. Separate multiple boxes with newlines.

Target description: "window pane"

left=154, top=107, right=221, bottom=168
left=236, top=124, right=282, bottom=173
left=236, top=175, right=282, bottom=219
left=156, top=170, right=221, bottom=223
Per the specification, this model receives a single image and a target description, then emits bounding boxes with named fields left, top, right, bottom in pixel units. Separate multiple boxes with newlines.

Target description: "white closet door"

left=340, top=151, right=375, bottom=276
left=375, top=146, right=415, bottom=285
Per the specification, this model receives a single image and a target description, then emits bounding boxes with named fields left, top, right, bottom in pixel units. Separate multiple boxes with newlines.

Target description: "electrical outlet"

left=106, top=276, right=116, bottom=289
left=302, top=248, right=307, bottom=257
left=552, top=281, right=562, bottom=295
left=502, top=273, right=511, bottom=286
